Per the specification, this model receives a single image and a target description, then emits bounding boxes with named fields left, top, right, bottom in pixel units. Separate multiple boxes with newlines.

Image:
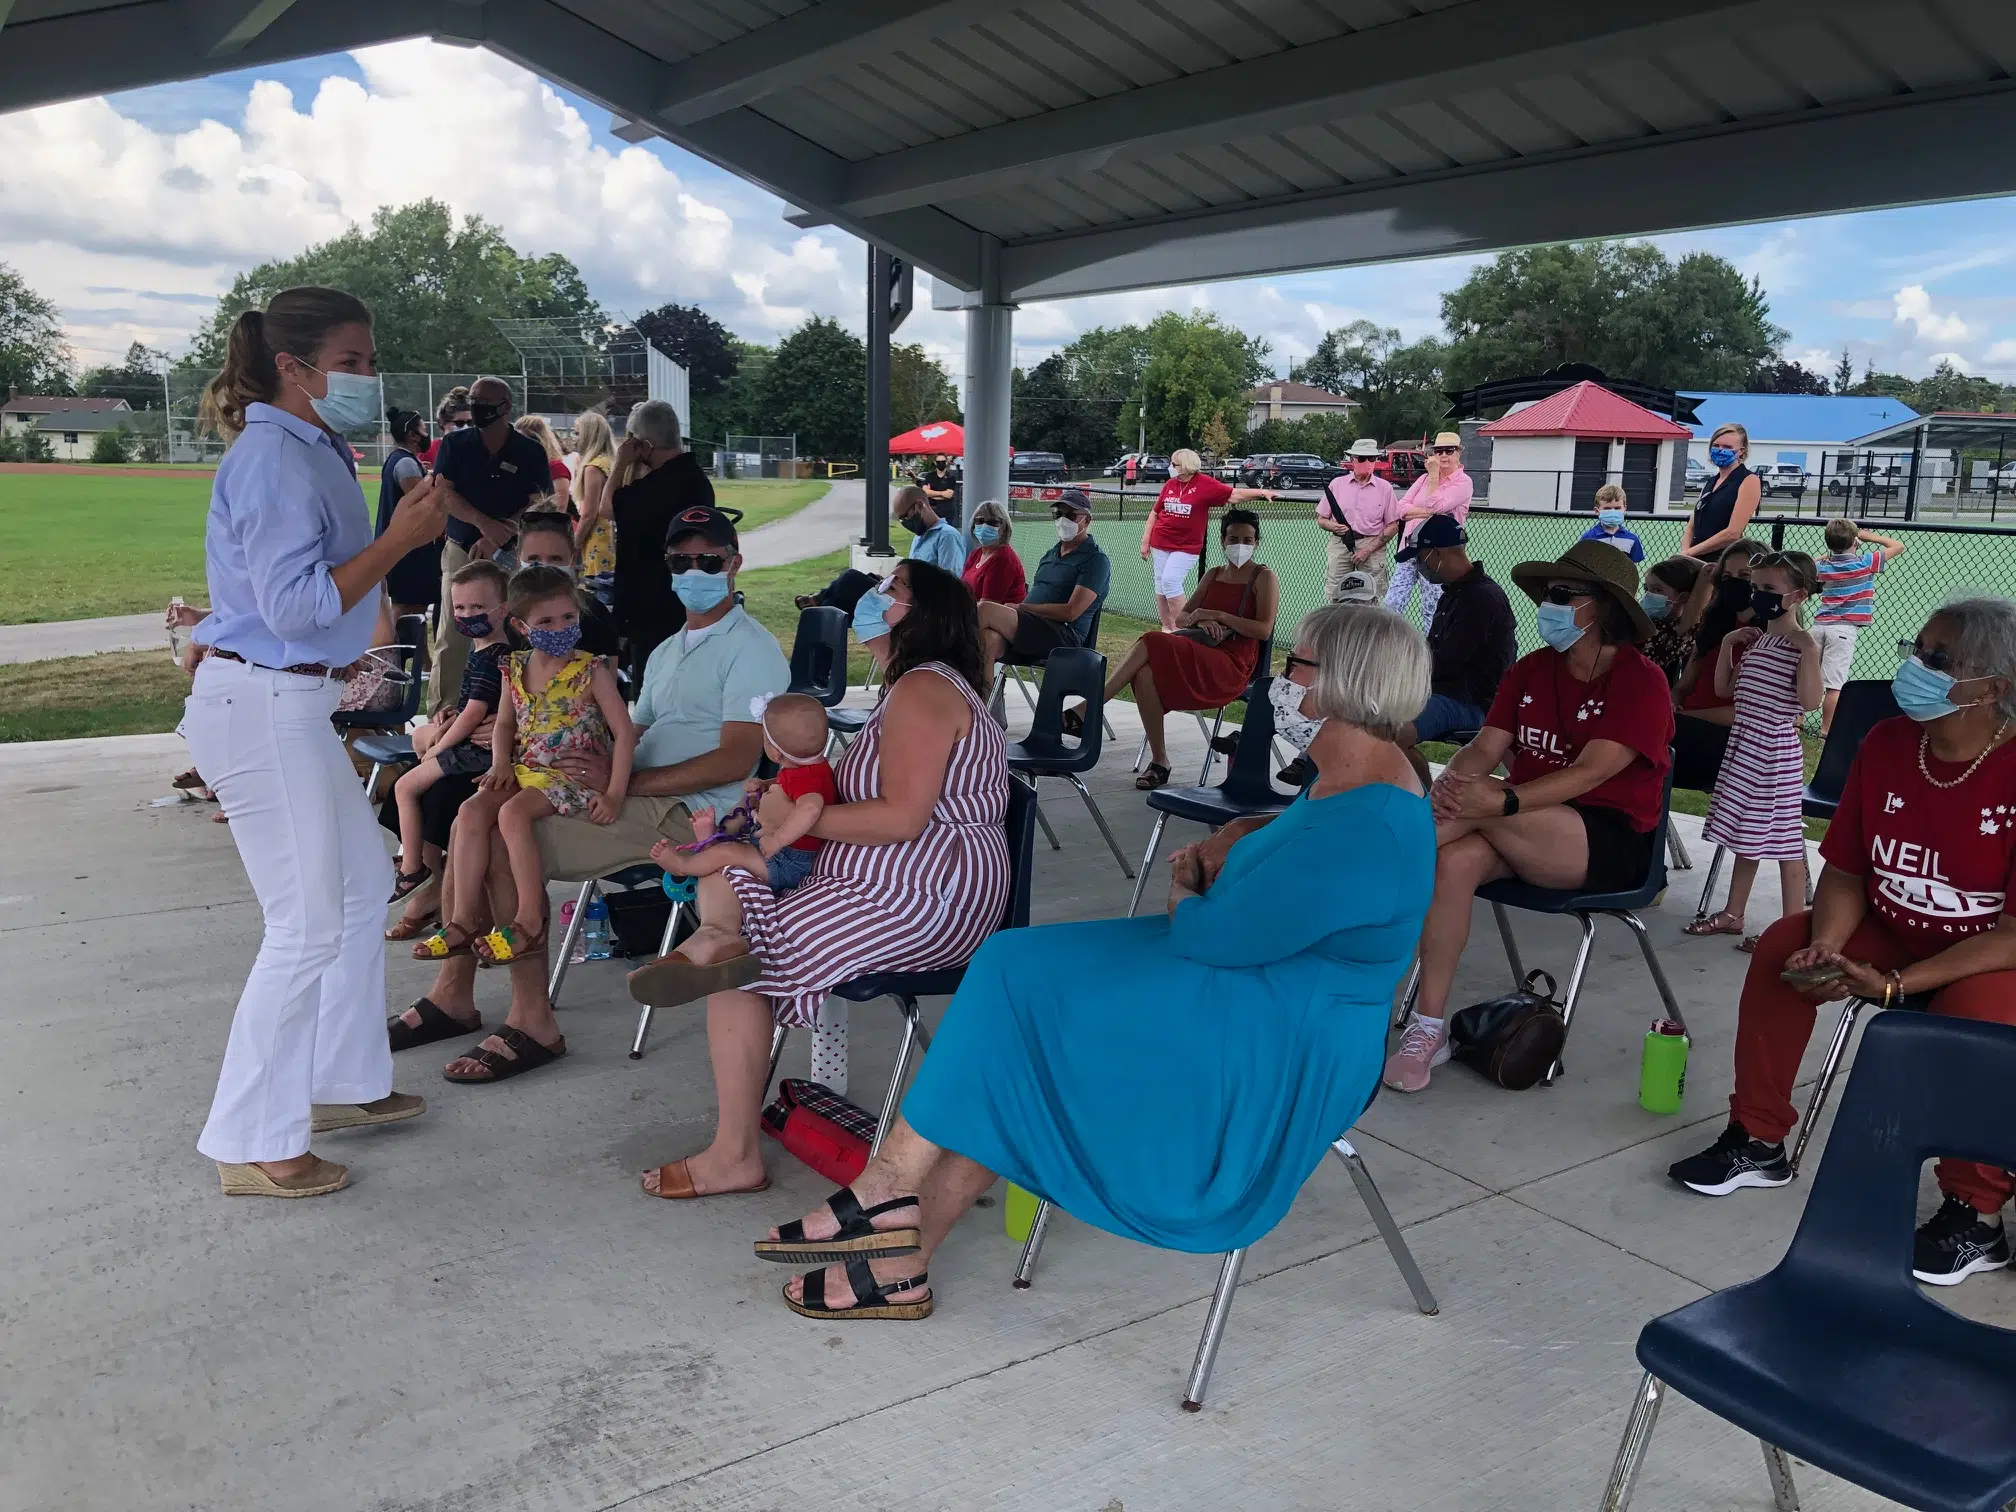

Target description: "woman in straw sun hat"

left=1383, top=431, right=1471, bottom=631
left=1383, top=539, right=1675, bottom=1094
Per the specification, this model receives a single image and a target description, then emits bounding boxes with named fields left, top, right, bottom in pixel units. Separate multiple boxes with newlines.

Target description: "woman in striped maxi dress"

left=633, top=560, right=1009, bottom=1201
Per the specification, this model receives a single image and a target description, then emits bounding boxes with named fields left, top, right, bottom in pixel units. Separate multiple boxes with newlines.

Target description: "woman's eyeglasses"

left=1284, top=654, right=1320, bottom=676
left=666, top=552, right=729, bottom=574
left=1900, top=639, right=1957, bottom=673
left=1542, top=583, right=1591, bottom=605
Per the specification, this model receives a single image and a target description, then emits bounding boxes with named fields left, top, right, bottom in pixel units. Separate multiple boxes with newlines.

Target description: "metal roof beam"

left=837, top=0, right=1855, bottom=216
left=657, top=0, right=996, bottom=126
left=188, top=0, right=300, bottom=56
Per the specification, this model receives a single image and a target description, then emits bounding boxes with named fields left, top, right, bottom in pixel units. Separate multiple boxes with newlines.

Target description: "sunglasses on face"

left=1284, top=654, right=1320, bottom=676
left=1431, top=446, right=1459, bottom=456
left=666, top=552, right=729, bottom=574
left=1901, top=639, right=1958, bottom=673
left=1542, top=583, right=1592, bottom=605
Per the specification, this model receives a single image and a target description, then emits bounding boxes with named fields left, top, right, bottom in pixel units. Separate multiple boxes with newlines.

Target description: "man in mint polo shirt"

left=396, top=501, right=791, bottom=1083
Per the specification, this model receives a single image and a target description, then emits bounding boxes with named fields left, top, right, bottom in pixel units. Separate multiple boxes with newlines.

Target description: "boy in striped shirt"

left=1815, top=517, right=1907, bottom=734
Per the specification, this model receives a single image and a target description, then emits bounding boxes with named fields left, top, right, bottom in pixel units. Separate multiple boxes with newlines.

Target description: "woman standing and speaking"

left=186, top=286, right=447, bottom=1199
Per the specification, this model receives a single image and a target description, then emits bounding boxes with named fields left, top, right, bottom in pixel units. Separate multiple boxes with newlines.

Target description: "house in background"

left=28, top=406, right=138, bottom=461
left=1242, top=380, right=1357, bottom=431
left=1478, top=381, right=1691, bottom=512
left=1678, top=392, right=1922, bottom=481
left=1, top=391, right=131, bottom=438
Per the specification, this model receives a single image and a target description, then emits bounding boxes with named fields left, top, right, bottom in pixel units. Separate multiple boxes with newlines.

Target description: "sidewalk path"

left=739, top=478, right=861, bottom=570
left=0, top=612, right=165, bottom=665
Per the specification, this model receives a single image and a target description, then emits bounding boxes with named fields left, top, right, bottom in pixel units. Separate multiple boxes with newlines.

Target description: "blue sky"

left=4, top=41, right=2015, bottom=390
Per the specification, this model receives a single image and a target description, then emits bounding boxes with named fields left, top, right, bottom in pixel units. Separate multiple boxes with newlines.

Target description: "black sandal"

left=753, top=1187, right=922, bottom=1264
left=442, top=1024, right=566, bottom=1084
left=1060, top=704, right=1086, bottom=737
left=387, top=997, right=480, bottom=1053
left=784, top=1259, right=932, bottom=1321
left=1135, top=762, right=1171, bottom=791
left=388, top=867, right=431, bottom=903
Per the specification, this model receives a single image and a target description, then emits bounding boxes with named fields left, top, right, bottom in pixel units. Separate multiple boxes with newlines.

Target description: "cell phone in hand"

left=1780, top=962, right=1845, bottom=991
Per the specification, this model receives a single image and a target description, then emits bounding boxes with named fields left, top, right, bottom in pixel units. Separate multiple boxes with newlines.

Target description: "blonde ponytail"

left=198, top=286, right=373, bottom=439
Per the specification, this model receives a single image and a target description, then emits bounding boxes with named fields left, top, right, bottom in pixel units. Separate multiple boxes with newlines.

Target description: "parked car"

left=1382, top=446, right=1428, bottom=487
left=1008, top=450, right=1069, bottom=485
left=1238, top=452, right=1341, bottom=489
left=1756, top=463, right=1809, bottom=498
left=1684, top=457, right=1710, bottom=493
left=1106, top=452, right=1170, bottom=483
left=1827, top=462, right=1904, bottom=498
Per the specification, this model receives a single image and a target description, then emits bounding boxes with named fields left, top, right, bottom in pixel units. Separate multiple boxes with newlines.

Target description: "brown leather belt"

left=208, top=648, right=350, bottom=680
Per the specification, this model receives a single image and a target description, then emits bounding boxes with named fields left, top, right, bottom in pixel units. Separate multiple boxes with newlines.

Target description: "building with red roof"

left=1478, top=380, right=1691, bottom=513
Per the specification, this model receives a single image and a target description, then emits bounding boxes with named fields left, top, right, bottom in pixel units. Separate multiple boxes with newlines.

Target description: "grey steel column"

left=866, top=244, right=892, bottom=555
left=964, top=302, right=1013, bottom=528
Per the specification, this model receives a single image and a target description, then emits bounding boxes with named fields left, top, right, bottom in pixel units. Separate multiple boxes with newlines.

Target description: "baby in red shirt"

left=651, top=691, right=839, bottom=897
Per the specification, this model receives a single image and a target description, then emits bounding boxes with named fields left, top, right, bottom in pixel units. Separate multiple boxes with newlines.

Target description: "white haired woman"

left=1143, top=447, right=1274, bottom=632
left=1669, top=597, right=2016, bottom=1288
left=746, top=603, right=1436, bottom=1320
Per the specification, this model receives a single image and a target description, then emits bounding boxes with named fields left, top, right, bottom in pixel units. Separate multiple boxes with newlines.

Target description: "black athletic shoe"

left=1668, top=1122, right=1793, bottom=1196
left=1276, top=755, right=1315, bottom=787
left=1912, top=1196, right=2010, bottom=1287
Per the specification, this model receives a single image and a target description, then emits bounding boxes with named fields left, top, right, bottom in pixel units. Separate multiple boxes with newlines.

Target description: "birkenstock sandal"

left=217, top=1155, right=349, bottom=1198
left=441, top=1024, right=566, bottom=1084
left=1135, top=762, right=1171, bottom=791
left=784, top=1260, right=932, bottom=1321
left=388, top=997, right=480, bottom=1052
left=755, top=1187, right=922, bottom=1263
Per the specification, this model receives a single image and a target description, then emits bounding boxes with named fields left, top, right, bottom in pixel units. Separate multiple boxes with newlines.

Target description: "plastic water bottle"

left=167, top=595, right=189, bottom=663
left=1638, top=1019, right=1690, bottom=1114
left=580, top=896, right=614, bottom=961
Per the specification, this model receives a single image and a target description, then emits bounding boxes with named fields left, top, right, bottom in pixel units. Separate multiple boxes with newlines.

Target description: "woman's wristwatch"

left=1502, top=786, right=1521, bottom=817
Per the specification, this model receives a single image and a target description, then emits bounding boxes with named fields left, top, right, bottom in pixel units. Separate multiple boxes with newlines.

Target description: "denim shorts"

left=766, top=844, right=817, bottom=894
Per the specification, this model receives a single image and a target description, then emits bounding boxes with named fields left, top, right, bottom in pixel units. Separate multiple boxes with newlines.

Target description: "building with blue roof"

left=1678, top=392, right=1922, bottom=473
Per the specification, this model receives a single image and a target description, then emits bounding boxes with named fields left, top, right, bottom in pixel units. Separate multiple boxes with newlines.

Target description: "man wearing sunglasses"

left=1384, top=430, right=1472, bottom=631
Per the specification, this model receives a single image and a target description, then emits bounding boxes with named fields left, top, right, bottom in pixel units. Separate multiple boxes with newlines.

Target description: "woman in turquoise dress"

left=747, top=603, right=1439, bottom=1321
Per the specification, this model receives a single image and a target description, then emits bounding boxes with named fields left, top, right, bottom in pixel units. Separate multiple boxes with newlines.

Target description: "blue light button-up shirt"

left=195, top=402, right=381, bottom=668
left=908, top=517, right=967, bottom=577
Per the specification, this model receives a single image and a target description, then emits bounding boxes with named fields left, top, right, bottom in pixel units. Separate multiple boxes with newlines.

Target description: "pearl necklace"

left=1918, top=719, right=2013, bottom=789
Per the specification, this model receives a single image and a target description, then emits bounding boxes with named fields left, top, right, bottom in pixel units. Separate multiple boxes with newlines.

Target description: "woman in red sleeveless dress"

left=1072, top=509, right=1279, bottom=789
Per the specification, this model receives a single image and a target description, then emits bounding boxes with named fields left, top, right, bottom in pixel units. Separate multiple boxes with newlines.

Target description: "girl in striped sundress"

left=1691, top=552, right=1823, bottom=952
left=630, top=560, right=1010, bottom=1203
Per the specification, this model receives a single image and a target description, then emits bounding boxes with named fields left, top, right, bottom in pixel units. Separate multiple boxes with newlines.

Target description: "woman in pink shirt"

left=1384, top=432, right=1472, bottom=631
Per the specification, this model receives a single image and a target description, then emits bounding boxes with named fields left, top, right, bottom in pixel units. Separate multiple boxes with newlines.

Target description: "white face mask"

left=1268, top=673, right=1322, bottom=750
left=1055, top=516, right=1082, bottom=542
left=1223, top=543, right=1254, bottom=567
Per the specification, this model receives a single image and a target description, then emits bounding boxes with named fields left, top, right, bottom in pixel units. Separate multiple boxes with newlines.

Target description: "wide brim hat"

left=1347, top=437, right=1381, bottom=458
left=1510, top=539, right=1652, bottom=643
left=1432, top=430, right=1463, bottom=449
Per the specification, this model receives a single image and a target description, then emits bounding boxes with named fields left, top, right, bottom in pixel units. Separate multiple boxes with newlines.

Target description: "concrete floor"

left=3, top=705, right=2009, bottom=1512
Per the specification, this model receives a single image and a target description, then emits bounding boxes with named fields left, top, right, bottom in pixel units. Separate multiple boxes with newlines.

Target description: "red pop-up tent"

left=887, top=421, right=965, bottom=454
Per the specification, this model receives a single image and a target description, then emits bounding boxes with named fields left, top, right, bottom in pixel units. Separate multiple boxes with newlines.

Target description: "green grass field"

left=0, top=650, right=192, bottom=742
left=0, top=472, right=827, bottom=625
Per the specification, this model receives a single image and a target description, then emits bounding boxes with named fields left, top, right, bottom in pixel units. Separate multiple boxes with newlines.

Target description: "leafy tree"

left=0, top=262, right=74, bottom=397
left=1833, top=348, right=1856, bottom=395
left=79, top=341, right=169, bottom=409
left=89, top=426, right=132, bottom=464
left=189, top=201, right=604, bottom=374
left=1294, top=319, right=1447, bottom=445
left=1749, top=359, right=1831, bottom=395
left=889, top=342, right=960, bottom=434
left=1135, top=311, right=1271, bottom=454
left=693, top=338, right=771, bottom=444
left=1012, top=353, right=1120, bottom=463
left=631, top=303, right=738, bottom=398
left=1196, top=413, right=1234, bottom=461
left=1902, top=359, right=2008, bottom=414
left=760, top=316, right=864, bottom=457
left=0, top=429, right=55, bottom=462
left=1240, top=412, right=1359, bottom=460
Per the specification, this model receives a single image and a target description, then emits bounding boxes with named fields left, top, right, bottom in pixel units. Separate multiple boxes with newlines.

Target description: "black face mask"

left=900, top=513, right=928, bottom=535
left=1749, top=588, right=1786, bottom=623
left=468, top=400, right=507, bottom=427
left=1718, top=576, right=1752, bottom=608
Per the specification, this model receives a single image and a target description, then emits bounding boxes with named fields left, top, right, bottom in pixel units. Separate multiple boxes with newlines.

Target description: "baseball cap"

left=664, top=502, right=744, bottom=551
left=1332, top=570, right=1379, bottom=604
left=1394, top=513, right=1467, bottom=563
left=1053, top=488, right=1093, bottom=517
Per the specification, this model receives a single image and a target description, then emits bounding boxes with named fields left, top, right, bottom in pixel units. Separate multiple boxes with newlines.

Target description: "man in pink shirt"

left=1384, top=430, right=1473, bottom=630
left=1319, top=436, right=1398, bottom=601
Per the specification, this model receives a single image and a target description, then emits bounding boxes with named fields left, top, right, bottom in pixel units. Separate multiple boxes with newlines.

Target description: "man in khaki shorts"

left=393, top=502, right=791, bottom=1082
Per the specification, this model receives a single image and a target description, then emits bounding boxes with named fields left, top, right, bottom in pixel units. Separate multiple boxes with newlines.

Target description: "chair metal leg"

left=548, top=880, right=597, bottom=1006
left=1032, top=791, right=1061, bottom=851
left=1195, top=709, right=1220, bottom=784
left=1134, top=733, right=1149, bottom=773
left=1068, top=773, right=1136, bottom=878
left=870, top=998, right=922, bottom=1157
left=1011, top=1198, right=1054, bottom=1289
left=628, top=1000, right=655, bottom=1059
left=1126, top=812, right=1169, bottom=917
left=1667, top=825, right=1693, bottom=871
left=1331, top=1137, right=1438, bottom=1315
left=365, top=761, right=384, bottom=802
left=1540, top=913, right=1599, bottom=1087
left=1180, top=1248, right=1247, bottom=1412
left=1393, top=957, right=1421, bottom=1029
left=1491, top=902, right=1527, bottom=986
left=1693, top=844, right=1728, bottom=921
left=1760, top=1442, right=1801, bottom=1512
left=764, top=1022, right=789, bottom=1100
left=1789, top=998, right=1868, bottom=1176
left=1011, top=664, right=1038, bottom=715
left=1599, top=1372, right=1667, bottom=1511
left=1612, top=910, right=1686, bottom=1035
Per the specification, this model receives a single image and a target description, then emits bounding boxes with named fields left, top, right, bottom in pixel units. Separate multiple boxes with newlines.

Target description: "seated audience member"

left=1672, top=538, right=1760, bottom=789
left=1637, top=555, right=1705, bottom=688
left=1578, top=484, right=1645, bottom=562
left=1391, top=515, right=1515, bottom=749
left=796, top=487, right=960, bottom=616
left=390, top=503, right=789, bottom=1081
left=429, top=375, right=552, bottom=708
left=1814, top=517, right=1907, bottom=735
left=610, top=398, right=707, bottom=681
left=622, top=560, right=1007, bottom=1200
left=1276, top=569, right=1381, bottom=788
left=1087, top=508, right=1278, bottom=791
left=742, top=604, right=1435, bottom=1320
left=960, top=500, right=1025, bottom=608
left=1669, top=598, right=2016, bottom=1289
left=975, top=489, right=1110, bottom=675
left=1385, top=541, right=1674, bottom=1093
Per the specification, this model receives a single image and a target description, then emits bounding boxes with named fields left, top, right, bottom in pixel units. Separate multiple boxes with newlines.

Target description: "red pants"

left=1733, top=911, right=2016, bottom=1214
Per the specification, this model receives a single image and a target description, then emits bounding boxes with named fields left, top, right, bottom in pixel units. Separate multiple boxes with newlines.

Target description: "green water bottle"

left=1639, top=1019, right=1690, bottom=1114
left=1005, top=1182, right=1041, bottom=1243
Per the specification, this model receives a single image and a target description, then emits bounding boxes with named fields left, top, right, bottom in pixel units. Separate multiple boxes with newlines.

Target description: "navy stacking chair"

left=1006, top=645, right=1134, bottom=878
left=788, top=605, right=850, bottom=708
left=1600, top=1013, right=2016, bottom=1512
left=993, top=605, right=1112, bottom=742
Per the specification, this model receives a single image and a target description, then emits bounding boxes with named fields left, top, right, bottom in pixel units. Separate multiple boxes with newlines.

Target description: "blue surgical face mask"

left=1536, top=600, right=1587, bottom=652
left=673, top=569, right=731, bottom=614
left=1640, top=591, right=1672, bottom=621
left=1892, top=655, right=1977, bottom=723
left=525, top=623, right=581, bottom=657
left=973, top=524, right=1000, bottom=547
left=853, top=588, right=894, bottom=641
left=1708, top=445, right=1739, bottom=468
left=1598, top=508, right=1625, bottom=529
left=300, top=365, right=382, bottom=433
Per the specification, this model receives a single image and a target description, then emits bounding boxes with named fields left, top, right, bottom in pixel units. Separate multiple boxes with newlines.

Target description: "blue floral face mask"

left=1708, top=445, right=1739, bottom=468
left=525, top=623, right=581, bottom=657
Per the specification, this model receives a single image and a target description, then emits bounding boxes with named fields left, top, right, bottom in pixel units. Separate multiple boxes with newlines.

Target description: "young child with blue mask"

left=1579, top=483, right=1645, bottom=563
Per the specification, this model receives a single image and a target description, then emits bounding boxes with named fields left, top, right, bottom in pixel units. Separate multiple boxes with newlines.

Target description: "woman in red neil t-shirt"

left=1670, top=599, right=2016, bottom=1286
left=1143, top=448, right=1273, bottom=633
left=1384, top=542, right=1674, bottom=1094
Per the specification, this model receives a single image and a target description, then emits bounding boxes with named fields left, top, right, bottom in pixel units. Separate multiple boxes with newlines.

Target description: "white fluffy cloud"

left=1893, top=284, right=1970, bottom=344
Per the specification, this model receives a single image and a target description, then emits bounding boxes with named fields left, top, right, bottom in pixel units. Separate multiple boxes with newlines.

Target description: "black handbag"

left=1449, top=970, right=1566, bottom=1091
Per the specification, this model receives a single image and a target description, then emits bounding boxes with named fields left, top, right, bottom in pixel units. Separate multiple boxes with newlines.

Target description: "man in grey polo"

left=399, top=501, right=791, bottom=1080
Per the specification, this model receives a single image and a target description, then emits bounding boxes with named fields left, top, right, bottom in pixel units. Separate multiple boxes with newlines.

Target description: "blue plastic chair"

left=1125, top=675, right=1292, bottom=917
left=759, top=775, right=1040, bottom=1154
left=788, top=605, right=850, bottom=709
left=1601, top=1012, right=2016, bottom=1512
left=1400, top=765, right=1685, bottom=1086
left=1005, top=645, right=1134, bottom=879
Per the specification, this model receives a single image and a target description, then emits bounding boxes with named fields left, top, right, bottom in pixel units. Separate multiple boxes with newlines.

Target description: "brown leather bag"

left=1449, top=970, right=1566, bottom=1091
